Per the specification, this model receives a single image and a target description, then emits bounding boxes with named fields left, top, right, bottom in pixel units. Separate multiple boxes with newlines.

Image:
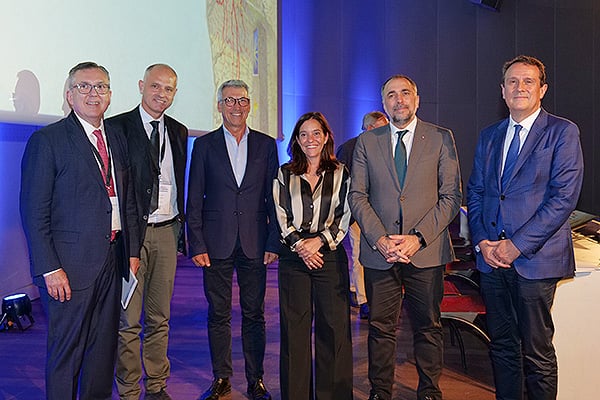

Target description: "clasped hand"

left=296, top=237, right=324, bottom=270
left=478, top=239, right=520, bottom=269
left=375, top=234, right=421, bottom=264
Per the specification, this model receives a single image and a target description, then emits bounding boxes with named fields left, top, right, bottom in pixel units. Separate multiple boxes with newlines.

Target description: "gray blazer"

left=348, top=119, right=462, bottom=270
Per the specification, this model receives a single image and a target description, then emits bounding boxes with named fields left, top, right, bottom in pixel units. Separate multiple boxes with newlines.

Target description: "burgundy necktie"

left=92, top=129, right=117, bottom=240
left=92, top=129, right=115, bottom=196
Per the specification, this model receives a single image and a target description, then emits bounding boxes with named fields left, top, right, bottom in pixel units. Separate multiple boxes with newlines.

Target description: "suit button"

left=237, top=191, right=243, bottom=195
left=395, top=220, right=401, bottom=225
left=400, top=196, right=405, bottom=201
left=143, top=215, right=148, bottom=221
left=309, top=204, right=314, bottom=209
left=146, top=188, right=152, bottom=194
left=239, top=211, right=243, bottom=215
left=500, top=195, right=505, bottom=200
left=233, top=211, right=238, bottom=216
left=105, top=234, right=110, bottom=240
left=491, top=222, right=496, bottom=227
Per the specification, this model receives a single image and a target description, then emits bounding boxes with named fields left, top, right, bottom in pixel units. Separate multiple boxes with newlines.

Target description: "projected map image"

left=0, top=0, right=278, bottom=135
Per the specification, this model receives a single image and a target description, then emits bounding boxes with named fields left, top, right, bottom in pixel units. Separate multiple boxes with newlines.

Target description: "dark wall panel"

left=281, top=0, right=600, bottom=213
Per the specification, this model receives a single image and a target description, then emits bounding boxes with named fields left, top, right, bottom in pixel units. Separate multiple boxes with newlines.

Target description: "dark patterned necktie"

left=149, top=120, right=160, bottom=213
left=394, top=130, right=408, bottom=187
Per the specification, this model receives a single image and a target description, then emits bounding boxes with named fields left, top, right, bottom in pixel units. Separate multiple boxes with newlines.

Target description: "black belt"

left=147, top=217, right=177, bottom=228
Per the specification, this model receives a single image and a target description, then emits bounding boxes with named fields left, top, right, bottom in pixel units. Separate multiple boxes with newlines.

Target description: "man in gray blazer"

left=349, top=75, right=462, bottom=400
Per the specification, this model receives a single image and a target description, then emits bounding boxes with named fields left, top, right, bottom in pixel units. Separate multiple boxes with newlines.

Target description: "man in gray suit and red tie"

left=20, top=61, right=139, bottom=400
left=187, top=79, right=279, bottom=400
left=349, top=74, right=462, bottom=400
left=467, top=55, right=584, bottom=400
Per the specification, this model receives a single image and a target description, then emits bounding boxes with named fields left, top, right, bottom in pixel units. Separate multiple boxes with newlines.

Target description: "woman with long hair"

left=273, top=111, right=353, bottom=399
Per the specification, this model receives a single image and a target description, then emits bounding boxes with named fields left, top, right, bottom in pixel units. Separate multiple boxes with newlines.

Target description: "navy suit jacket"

left=106, top=107, right=188, bottom=253
left=186, top=126, right=280, bottom=260
left=467, top=108, right=584, bottom=279
left=20, top=111, right=139, bottom=289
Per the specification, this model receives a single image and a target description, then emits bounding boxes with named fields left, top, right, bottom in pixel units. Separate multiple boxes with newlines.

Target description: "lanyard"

left=90, top=136, right=113, bottom=190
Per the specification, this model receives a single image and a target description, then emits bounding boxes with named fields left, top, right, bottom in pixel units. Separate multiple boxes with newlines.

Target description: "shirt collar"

left=223, top=124, right=250, bottom=140
left=389, top=117, right=418, bottom=137
left=509, top=108, right=541, bottom=133
left=138, top=104, right=164, bottom=126
left=74, top=112, right=104, bottom=137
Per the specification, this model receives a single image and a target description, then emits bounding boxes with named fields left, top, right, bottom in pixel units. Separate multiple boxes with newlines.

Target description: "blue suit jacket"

left=20, top=111, right=139, bottom=289
left=467, top=109, right=584, bottom=279
left=186, top=126, right=280, bottom=259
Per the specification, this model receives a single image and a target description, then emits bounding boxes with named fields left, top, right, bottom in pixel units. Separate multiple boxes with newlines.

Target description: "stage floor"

left=0, top=255, right=494, bottom=400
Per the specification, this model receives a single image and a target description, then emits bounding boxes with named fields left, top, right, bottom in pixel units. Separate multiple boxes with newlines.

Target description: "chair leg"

left=447, top=319, right=468, bottom=371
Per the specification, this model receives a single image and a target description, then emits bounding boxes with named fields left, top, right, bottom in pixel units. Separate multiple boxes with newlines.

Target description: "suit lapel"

left=501, top=110, right=549, bottom=189
left=66, top=112, right=107, bottom=193
left=510, top=110, right=548, bottom=182
left=165, top=117, right=185, bottom=161
left=126, top=108, right=157, bottom=173
left=375, top=126, right=401, bottom=191
left=404, top=120, right=426, bottom=189
left=491, top=119, right=509, bottom=190
left=213, top=127, right=239, bottom=187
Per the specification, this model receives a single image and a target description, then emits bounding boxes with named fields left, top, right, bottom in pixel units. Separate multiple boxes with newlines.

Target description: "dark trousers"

left=41, top=242, right=121, bottom=400
left=278, top=245, right=353, bottom=400
left=203, top=242, right=267, bottom=383
left=480, top=267, right=559, bottom=400
left=364, top=263, right=444, bottom=400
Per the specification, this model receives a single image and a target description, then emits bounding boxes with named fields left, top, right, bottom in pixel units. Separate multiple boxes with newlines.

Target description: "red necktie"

left=92, top=129, right=115, bottom=196
left=92, top=129, right=117, bottom=241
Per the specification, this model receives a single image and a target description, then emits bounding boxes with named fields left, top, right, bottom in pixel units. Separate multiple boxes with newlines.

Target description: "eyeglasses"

left=221, top=97, right=250, bottom=107
left=71, top=82, right=111, bottom=95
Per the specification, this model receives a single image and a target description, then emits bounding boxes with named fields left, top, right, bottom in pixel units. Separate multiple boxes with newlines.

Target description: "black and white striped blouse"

left=273, top=163, right=351, bottom=250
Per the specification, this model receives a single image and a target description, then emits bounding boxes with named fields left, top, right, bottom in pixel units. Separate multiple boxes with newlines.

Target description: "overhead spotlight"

left=1, top=293, right=34, bottom=331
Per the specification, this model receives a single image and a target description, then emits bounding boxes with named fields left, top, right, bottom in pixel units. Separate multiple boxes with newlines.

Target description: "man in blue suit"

left=187, top=80, right=279, bottom=400
left=467, top=55, right=584, bottom=400
left=20, top=62, right=139, bottom=399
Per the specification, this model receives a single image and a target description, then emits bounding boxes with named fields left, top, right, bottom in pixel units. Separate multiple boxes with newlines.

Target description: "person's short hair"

left=144, top=64, right=178, bottom=80
left=361, top=111, right=387, bottom=131
left=380, top=74, right=418, bottom=98
left=502, top=55, right=547, bottom=86
left=217, top=79, right=249, bottom=101
left=67, top=62, right=110, bottom=88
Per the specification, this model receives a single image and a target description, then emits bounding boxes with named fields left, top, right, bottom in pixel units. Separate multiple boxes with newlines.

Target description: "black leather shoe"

left=145, top=388, right=172, bottom=400
left=199, top=378, right=231, bottom=400
left=368, top=394, right=382, bottom=400
left=247, top=377, right=271, bottom=400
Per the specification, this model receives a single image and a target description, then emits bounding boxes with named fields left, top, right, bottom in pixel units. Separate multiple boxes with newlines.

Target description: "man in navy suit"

left=20, top=62, right=139, bottom=400
left=467, top=55, right=584, bottom=400
left=107, top=64, right=188, bottom=400
left=187, top=80, right=279, bottom=400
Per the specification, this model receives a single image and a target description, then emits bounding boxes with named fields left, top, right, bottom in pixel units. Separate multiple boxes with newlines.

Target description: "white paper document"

left=121, top=270, right=138, bottom=309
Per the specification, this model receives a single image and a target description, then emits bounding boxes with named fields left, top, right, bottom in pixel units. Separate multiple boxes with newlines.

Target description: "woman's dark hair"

left=285, top=111, right=339, bottom=175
